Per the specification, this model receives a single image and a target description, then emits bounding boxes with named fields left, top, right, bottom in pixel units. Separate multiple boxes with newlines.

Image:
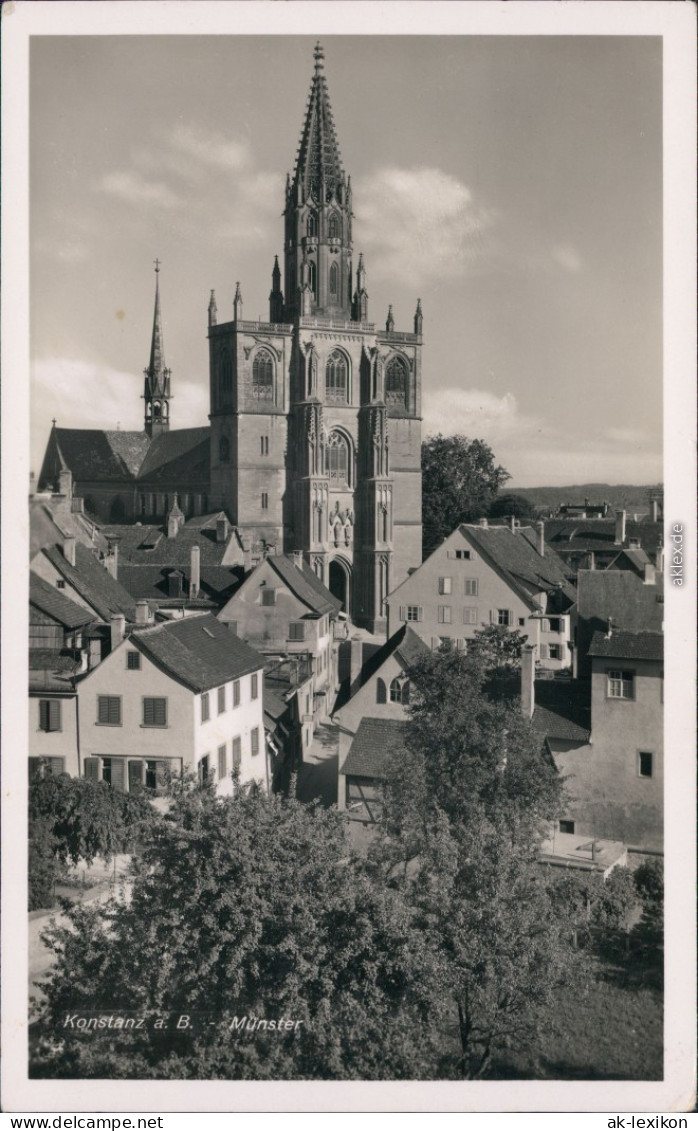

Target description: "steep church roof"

left=292, top=41, right=345, bottom=199
left=37, top=425, right=210, bottom=489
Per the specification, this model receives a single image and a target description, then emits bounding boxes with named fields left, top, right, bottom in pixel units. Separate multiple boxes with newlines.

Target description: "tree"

left=488, top=493, right=538, bottom=521
left=467, top=625, right=528, bottom=675
left=421, top=434, right=510, bottom=556
left=32, top=781, right=443, bottom=1080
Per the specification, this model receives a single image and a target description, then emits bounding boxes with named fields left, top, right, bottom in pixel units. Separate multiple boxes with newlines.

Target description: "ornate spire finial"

left=154, top=257, right=161, bottom=274
left=292, top=40, right=344, bottom=200
left=144, top=264, right=171, bottom=437
left=414, top=297, right=423, bottom=335
left=386, top=305, right=394, bottom=333
left=314, top=41, right=324, bottom=71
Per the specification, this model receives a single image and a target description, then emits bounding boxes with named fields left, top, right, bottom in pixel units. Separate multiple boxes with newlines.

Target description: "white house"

left=76, top=614, right=268, bottom=794
left=386, top=521, right=576, bottom=670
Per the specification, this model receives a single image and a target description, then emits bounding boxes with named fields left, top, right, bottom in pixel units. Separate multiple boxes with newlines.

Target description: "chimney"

left=71, top=496, right=85, bottom=514
left=62, top=536, right=76, bottom=567
left=570, top=642, right=578, bottom=680
left=606, top=617, right=613, bottom=639
left=643, top=562, right=656, bottom=586
left=655, top=538, right=664, bottom=572
left=110, top=613, right=125, bottom=650
left=105, top=537, right=120, bottom=580
left=216, top=516, right=228, bottom=543
left=650, top=498, right=659, bottom=522
left=478, top=518, right=488, bottom=528
left=135, top=599, right=149, bottom=626
left=190, top=544, right=200, bottom=598
left=614, top=509, right=626, bottom=545
left=536, top=521, right=545, bottom=557
left=520, top=644, right=536, bottom=719
left=58, top=468, right=73, bottom=500
left=508, top=516, right=516, bottom=534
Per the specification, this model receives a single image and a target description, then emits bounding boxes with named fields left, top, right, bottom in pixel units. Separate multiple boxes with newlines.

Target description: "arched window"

left=389, top=677, right=410, bottom=704
left=252, top=350, right=274, bottom=400
left=385, top=356, right=408, bottom=407
left=329, top=262, right=339, bottom=297
left=328, top=214, right=341, bottom=239
left=220, top=349, right=233, bottom=405
left=376, top=678, right=387, bottom=704
left=308, top=260, right=317, bottom=296
left=325, top=431, right=349, bottom=484
left=219, top=436, right=230, bottom=462
left=325, top=351, right=348, bottom=402
left=307, top=212, right=317, bottom=237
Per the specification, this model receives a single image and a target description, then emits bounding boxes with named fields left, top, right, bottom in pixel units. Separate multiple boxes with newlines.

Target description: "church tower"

left=143, top=261, right=171, bottom=438
left=208, top=42, right=422, bottom=632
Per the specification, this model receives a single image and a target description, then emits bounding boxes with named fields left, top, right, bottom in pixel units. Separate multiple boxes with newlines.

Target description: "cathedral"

left=38, top=42, right=423, bottom=633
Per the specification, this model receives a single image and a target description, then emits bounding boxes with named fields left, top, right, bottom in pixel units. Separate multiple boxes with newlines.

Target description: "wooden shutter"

left=251, top=728, right=260, bottom=756
left=98, top=697, right=120, bottom=725
left=232, top=737, right=242, bottom=769
left=417, top=607, right=423, bottom=622
left=218, top=686, right=226, bottom=713
left=48, top=757, right=65, bottom=776
left=376, top=678, right=387, bottom=704
left=509, top=610, right=514, bottom=627
left=39, top=701, right=50, bottom=731
left=489, top=610, right=495, bottom=624
left=540, top=644, right=549, bottom=660
left=110, top=759, right=126, bottom=792
left=218, top=745, right=227, bottom=779
left=84, top=757, right=100, bottom=781
left=144, top=698, right=167, bottom=726
left=399, top=606, right=406, bottom=621
left=128, top=760, right=145, bottom=790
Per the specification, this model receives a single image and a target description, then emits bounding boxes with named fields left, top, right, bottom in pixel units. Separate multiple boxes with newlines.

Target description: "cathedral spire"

left=233, top=281, right=243, bottom=322
left=208, top=289, right=217, bottom=328
left=269, top=256, right=284, bottom=322
left=414, top=297, right=423, bottom=336
left=292, top=41, right=345, bottom=202
left=143, top=260, right=171, bottom=438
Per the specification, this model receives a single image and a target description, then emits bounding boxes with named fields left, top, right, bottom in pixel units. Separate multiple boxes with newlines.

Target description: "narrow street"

left=295, top=723, right=340, bottom=809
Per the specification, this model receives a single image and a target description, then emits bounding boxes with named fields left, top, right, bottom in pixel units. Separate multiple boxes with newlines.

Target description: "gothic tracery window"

left=329, top=262, right=339, bottom=298
left=325, top=350, right=348, bottom=402
left=252, top=350, right=274, bottom=400
left=385, top=356, right=408, bottom=408
left=325, top=431, right=349, bottom=485
left=307, top=212, right=317, bottom=237
left=328, top=214, right=341, bottom=239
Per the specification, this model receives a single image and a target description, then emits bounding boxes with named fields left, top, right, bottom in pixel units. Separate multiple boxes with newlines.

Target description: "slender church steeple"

left=283, top=42, right=353, bottom=320
left=143, top=260, right=171, bottom=438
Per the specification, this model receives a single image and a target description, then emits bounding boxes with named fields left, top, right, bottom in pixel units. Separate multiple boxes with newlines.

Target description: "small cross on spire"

left=154, top=258, right=161, bottom=274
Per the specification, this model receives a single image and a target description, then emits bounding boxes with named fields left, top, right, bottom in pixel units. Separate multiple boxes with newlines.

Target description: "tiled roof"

left=30, top=573, right=96, bottom=628
left=137, top=429, right=210, bottom=483
left=356, top=624, right=430, bottom=689
left=577, top=569, right=664, bottom=633
left=29, top=649, right=82, bottom=691
left=131, top=614, right=263, bottom=692
left=268, top=555, right=342, bottom=616
left=588, top=630, right=663, bottom=662
left=532, top=681, right=591, bottom=743
left=461, top=524, right=576, bottom=607
left=101, top=514, right=244, bottom=567
left=342, top=718, right=409, bottom=780
left=117, top=564, right=243, bottom=604
left=30, top=500, right=109, bottom=559
left=545, top=519, right=663, bottom=557
left=41, top=543, right=137, bottom=622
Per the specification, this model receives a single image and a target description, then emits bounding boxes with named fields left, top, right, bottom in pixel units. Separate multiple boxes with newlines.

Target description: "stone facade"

left=207, top=44, right=422, bottom=633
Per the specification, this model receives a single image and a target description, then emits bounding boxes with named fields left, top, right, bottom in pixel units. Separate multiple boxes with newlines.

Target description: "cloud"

left=551, top=243, right=583, bottom=273
left=604, top=425, right=647, bottom=445
left=169, top=125, right=252, bottom=172
left=422, top=387, right=539, bottom=448
left=357, top=166, right=493, bottom=285
left=30, top=357, right=208, bottom=473
left=100, top=171, right=181, bottom=209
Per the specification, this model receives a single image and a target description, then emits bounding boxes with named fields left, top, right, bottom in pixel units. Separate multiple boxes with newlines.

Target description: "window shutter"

left=29, top=758, right=42, bottom=779
left=232, top=737, right=242, bottom=769
left=417, top=607, right=423, bottom=622
left=218, top=745, right=227, bottom=779
left=509, top=610, right=514, bottom=627
left=39, top=701, right=50, bottom=731
left=84, top=757, right=100, bottom=781
left=49, top=757, right=65, bottom=776
left=128, top=760, right=145, bottom=790
left=489, top=610, right=495, bottom=624
left=399, top=606, right=406, bottom=621
left=540, top=644, right=549, bottom=660
left=376, top=678, right=387, bottom=704
left=110, top=759, right=126, bottom=792
left=431, top=636, right=440, bottom=649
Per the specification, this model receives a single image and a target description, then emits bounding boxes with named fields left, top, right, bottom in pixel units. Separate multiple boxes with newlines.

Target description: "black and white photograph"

left=2, top=0, right=695, bottom=1116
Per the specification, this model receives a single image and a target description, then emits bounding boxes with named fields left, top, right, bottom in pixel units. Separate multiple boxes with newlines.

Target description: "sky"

left=29, top=33, right=663, bottom=486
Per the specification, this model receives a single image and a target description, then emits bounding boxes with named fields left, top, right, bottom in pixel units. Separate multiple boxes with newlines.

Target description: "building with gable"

left=386, top=521, right=576, bottom=668
left=76, top=614, right=268, bottom=794
left=36, top=43, right=423, bottom=633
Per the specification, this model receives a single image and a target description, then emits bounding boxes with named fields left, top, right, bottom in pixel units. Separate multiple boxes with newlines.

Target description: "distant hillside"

left=506, top=484, right=662, bottom=516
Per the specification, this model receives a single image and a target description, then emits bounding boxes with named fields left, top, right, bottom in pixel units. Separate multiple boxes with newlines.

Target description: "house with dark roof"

left=31, top=539, right=139, bottom=627
left=339, top=718, right=410, bottom=824
left=575, top=566, right=664, bottom=675
left=545, top=509, right=664, bottom=576
left=76, top=614, right=269, bottom=794
left=333, top=624, right=430, bottom=808
left=30, top=468, right=108, bottom=560
left=521, top=625, right=663, bottom=851
left=29, top=575, right=99, bottom=779
left=218, top=554, right=342, bottom=755
left=386, top=521, right=575, bottom=670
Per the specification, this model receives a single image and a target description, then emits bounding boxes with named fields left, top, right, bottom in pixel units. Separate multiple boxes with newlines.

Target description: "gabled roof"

left=577, top=569, right=663, bottom=633
left=131, top=614, right=263, bottom=693
left=342, top=718, right=409, bottom=780
left=37, top=426, right=210, bottom=490
left=545, top=519, right=663, bottom=558
left=532, top=681, right=591, bottom=744
left=136, top=428, right=210, bottom=482
left=461, top=524, right=576, bottom=608
left=117, top=564, right=243, bottom=604
left=588, top=631, right=663, bottom=662
left=267, top=555, right=342, bottom=616
left=40, top=543, right=138, bottom=623
left=102, top=513, right=244, bottom=567
left=336, top=625, right=430, bottom=710
left=30, top=573, right=96, bottom=629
